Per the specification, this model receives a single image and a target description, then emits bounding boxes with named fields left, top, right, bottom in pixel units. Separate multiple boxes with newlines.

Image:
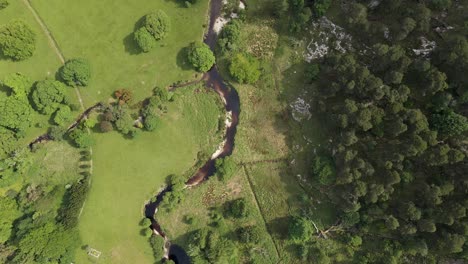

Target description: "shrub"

left=31, top=80, right=67, bottom=115
left=58, top=179, right=89, bottom=229
left=99, top=120, right=113, bottom=132
left=312, top=155, right=336, bottom=185
left=150, top=235, right=165, bottom=259
left=215, top=156, right=237, bottom=182
left=289, top=215, right=314, bottom=243
left=0, top=0, right=9, bottom=10
left=48, top=126, right=67, bottom=141
left=187, top=42, right=215, bottom=72
left=2, top=72, right=32, bottom=98
left=144, top=115, right=158, bottom=131
left=53, top=105, right=73, bottom=126
left=60, top=58, right=91, bottom=86
left=68, top=129, right=95, bottom=148
left=229, top=53, right=260, bottom=84
left=225, top=198, right=250, bottom=218
left=237, top=226, right=262, bottom=244
left=218, top=20, right=241, bottom=52
left=0, top=20, right=36, bottom=61
left=143, top=10, right=170, bottom=40
left=134, top=27, right=157, bottom=52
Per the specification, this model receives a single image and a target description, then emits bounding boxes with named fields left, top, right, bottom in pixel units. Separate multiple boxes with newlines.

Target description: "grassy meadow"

left=75, top=86, right=223, bottom=263
left=31, top=0, right=210, bottom=105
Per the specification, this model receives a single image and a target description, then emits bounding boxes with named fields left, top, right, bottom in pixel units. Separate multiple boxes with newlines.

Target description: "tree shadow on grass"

left=123, top=16, right=146, bottom=55
left=176, top=47, right=192, bottom=71
left=123, top=33, right=140, bottom=55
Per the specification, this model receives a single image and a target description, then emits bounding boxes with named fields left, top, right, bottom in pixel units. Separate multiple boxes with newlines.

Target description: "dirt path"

left=21, top=0, right=86, bottom=111
left=242, top=165, right=282, bottom=262
left=23, top=0, right=93, bottom=219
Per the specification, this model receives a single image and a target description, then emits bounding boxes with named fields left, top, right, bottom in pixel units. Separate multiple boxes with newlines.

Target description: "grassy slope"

left=31, top=0, right=210, bottom=105
left=76, top=86, right=222, bottom=264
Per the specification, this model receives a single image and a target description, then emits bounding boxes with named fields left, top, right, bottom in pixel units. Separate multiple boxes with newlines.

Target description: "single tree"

left=0, top=20, right=36, bottom=60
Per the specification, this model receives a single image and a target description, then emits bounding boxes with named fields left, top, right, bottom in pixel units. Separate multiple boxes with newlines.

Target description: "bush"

left=0, top=0, right=9, bottom=10
left=68, top=129, right=95, bottom=148
left=58, top=179, right=89, bottom=229
left=99, top=120, right=113, bottom=132
left=0, top=20, right=36, bottom=61
left=143, top=10, right=170, bottom=41
left=229, top=53, right=260, bottom=84
left=134, top=27, right=157, bottom=53
left=144, top=115, right=158, bottom=131
left=48, top=126, right=67, bottom=141
left=53, top=105, right=73, bottom=126
left=312, top=155, right=336, bottom=185
left=150, top=235, right=165, bottom=259
left=31, top=80, right=67, bottom=115
left=237, top=226, right=262, bottom=244
left=60, top=58, right=91, bottom=86
left=215, top=156, right=237, bottom=182
left=218, top=20, right=241, bottom=52
left=225, top=198, right=250, bottom=218
left=187, top=42, right=215, bottom=72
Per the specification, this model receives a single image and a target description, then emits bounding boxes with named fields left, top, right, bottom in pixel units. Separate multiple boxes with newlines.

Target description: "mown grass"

left=31, top=0, right=210, bottom=105
left=157, top=169, right=279, bottom=263
left=75, top=85, right=222, bottom=264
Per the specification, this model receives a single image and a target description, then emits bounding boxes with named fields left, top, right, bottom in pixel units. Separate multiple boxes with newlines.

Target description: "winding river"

left=144, top=0, right=241, bottom=263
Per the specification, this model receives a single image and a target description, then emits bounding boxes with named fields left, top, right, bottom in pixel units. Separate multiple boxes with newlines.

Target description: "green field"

left=76, top=86, right=223, bottom=263
left=31, top=0, right=210, bottom=104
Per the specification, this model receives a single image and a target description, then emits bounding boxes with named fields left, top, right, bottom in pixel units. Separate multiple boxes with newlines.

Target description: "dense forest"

left=283, top=0, right=468, bottom=263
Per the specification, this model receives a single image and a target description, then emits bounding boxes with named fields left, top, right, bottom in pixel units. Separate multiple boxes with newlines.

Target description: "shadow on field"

left=176, top=47, right=192, bottom=71
left=123, top=33, right=140, bottom=55
left=123, top=16, right=146, bottom=55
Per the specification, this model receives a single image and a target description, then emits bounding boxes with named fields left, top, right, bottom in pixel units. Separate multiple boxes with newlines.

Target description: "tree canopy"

left=59, top=58, right=91, bottom=86
left=0, top=20, right=36, bottom=61
left=229, top=53, right=261, bottom=84
left=31, top=79, right=67, bottom=115
left=187, top=42, right=215, bottom=72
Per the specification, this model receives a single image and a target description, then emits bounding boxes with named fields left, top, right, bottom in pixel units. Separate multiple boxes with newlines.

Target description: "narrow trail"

left=23, top=0, right=94, bottom=219
left=242, top=165, right=281, bottom=261
left=21, top=0, right=86, bottom=111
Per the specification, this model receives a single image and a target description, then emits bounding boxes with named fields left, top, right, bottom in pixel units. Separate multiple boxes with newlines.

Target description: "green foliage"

left=68, top=129, right=95, bottom=148
left=312, top=0, right=331, bottom=17
left=0, top=96, right=32, bottom=131
left=430, top=0, right=452, bottom=10
left=59, top=58, right=91, bottom=86
left=312, top=155, right=336, bottom=185
left=288, top=0, right=312, bottom=33
left=31, top=79, right=67, bottom=115
left=2, top=73, right=32, bottom=98
left=305, top=63, right=320, bottom=83
left=58, top=179, right=89, bottom=229
left=99, top=120, right=113, bottom=132
left=188, top=228, right=239, bottom=263
left=0, top=20, right=36, bottom=61
left=0, top=196, right=20, bottom=243
left=150, top=235, right=165, bottom=259
left=187, top=42, right=215, bottom=72
left=162, top=174, right=186, bottom=211
left=237, top=225, right=262, bottom=244
left=0, top=0, right=8, bottom=10
left=218, top=19, right=241, bottom=53
left=229, top=53, right=261, bottom=84
left=215, top=156, right=237, bottom=182
left=144, top=115, right=158, bottom=131
left=225, top=198, right=250, bottom=218
left=53, top=105, right=73, bottom=126
left=289, top=215, right=313, bottom=243
left=112, top=105, right=134, bottom=135
left=134, top=27, right=157, bottom=53
left=430, top=110, right=468, bottom=136
left=48, top=126, right=67, bottom=141
left=144, top=10, right=170, bottom=41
